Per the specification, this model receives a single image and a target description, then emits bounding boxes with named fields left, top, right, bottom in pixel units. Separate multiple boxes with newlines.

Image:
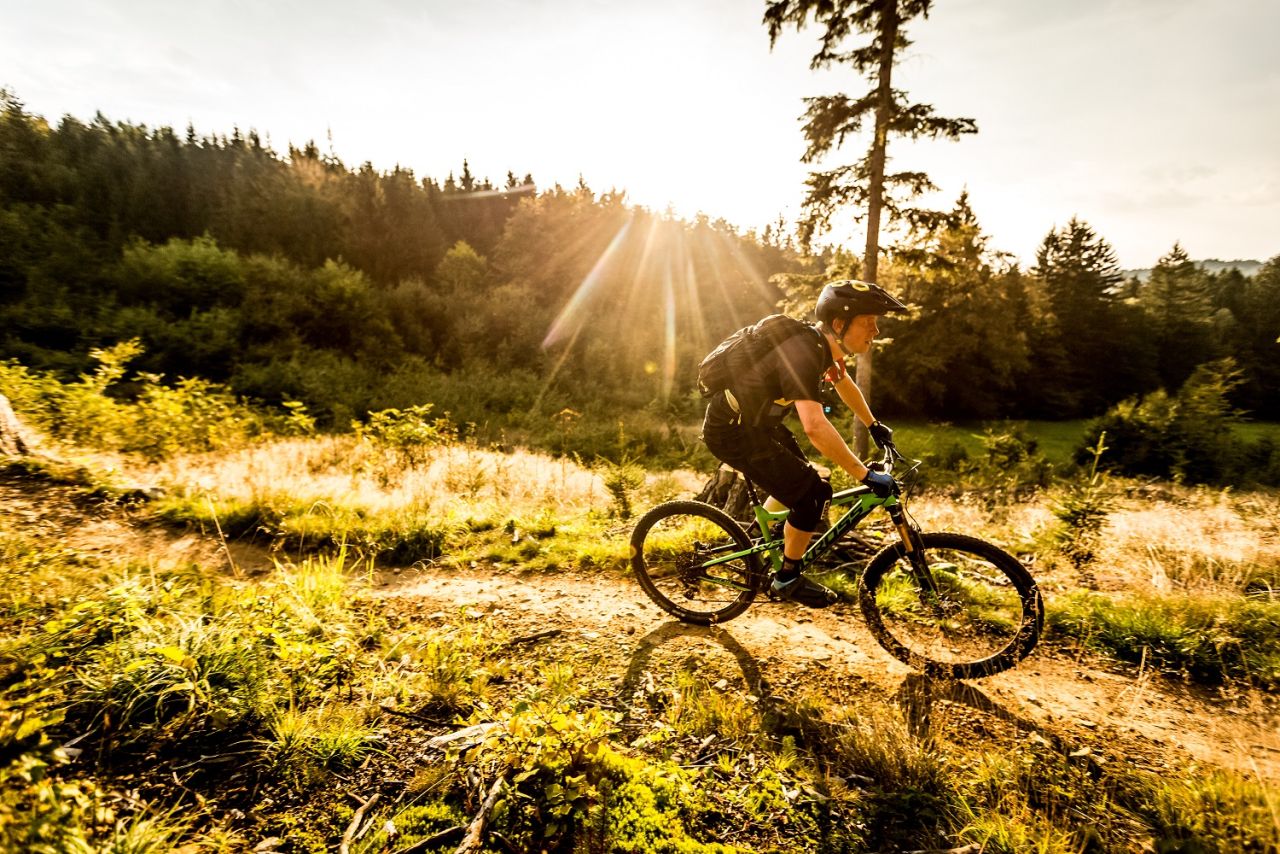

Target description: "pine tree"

left=878, top=193, right=1030, bottom=417
left=766, top=0, right=976, bottom=454
left=1029, top=218, right=1133, bottom=414
left=1141, top=242, right=1215, bottom=390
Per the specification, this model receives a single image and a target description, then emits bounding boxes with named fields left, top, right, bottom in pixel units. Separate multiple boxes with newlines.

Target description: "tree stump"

left=0, top=394, right=32, bottom=457
left=694, top=462, right=843, bottom=538
left=694, top=465, right=756, bottom=523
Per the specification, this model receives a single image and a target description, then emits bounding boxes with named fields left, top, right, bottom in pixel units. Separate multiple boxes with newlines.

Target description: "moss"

left=589, top=748, right=738, bottom=853
left=354, top=801, right=465, bottom=853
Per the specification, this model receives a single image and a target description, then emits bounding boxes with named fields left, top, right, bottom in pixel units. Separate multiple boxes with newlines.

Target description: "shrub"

left=1081, top=358, right=1277, bottom=486
left=356, top=404, right=457, bottom=469
left=914, top=424, right=1054, bottom=505
left=597, top=453, right=646, bottom=519
left=0, top=342, right=269, bottom=458
left=1051, top=432, right=1114, bottom=572
left=474, top=689, right=732, bottom=853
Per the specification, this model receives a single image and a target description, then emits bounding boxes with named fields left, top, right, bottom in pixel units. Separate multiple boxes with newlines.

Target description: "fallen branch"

left=170, top=749, right=259, bottom=771
left=454, top=774, right=508, bottom=854
left=506, top=629, right=563, bottom=646
left=489, top=831, right=521, bottom=854
left=426, top=722, right=500, bottom=751
left=339, top=792, right=381, bottom=854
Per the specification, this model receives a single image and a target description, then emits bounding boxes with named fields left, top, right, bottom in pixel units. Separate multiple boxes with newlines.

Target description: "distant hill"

left=1122, top=259, right=1263, bottom=281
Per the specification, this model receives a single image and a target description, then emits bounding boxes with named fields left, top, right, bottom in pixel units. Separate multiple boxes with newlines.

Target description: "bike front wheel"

left=631, top=501, right=764, bottom=626
left=859, top=532, right=1043, bottom=679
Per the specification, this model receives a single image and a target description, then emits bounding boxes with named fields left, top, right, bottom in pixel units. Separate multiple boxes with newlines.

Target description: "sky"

left=3, top=0, right=1277, bottom=268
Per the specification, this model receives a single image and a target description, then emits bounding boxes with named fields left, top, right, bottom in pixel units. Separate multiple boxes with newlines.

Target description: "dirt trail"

left=380, top=565, right=1280, bottom=781
left=6, top=472, right=1278, bottom=782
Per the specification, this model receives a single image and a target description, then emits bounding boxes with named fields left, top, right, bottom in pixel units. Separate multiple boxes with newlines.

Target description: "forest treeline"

left=1, top=91, right=1277, bottom=446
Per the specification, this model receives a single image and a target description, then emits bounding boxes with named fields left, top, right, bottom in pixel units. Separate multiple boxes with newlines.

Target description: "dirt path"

left=6, top=471, right=1278, bottom=783
left=379, top=564, right=1280, bottom=781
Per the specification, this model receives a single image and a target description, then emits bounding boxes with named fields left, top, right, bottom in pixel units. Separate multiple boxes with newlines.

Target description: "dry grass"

left=1097, top=487, right=1280, bottom=595
left=148, top=436, right=602, bottom=518
left=909, top=481, right=1280, bottom=601
left=143, top=436, right=701, bottom=521
left=115, top=436, right=706, bottom=569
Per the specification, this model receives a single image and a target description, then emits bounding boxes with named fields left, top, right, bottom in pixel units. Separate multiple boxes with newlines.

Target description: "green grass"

left=889, top=420, right=1089, bottom=467
left=1047, top=590, right=1280, bottom=688
left=5, top=398, right=1280, bottom=852
left=1233, top=421, right=1280, bottom=443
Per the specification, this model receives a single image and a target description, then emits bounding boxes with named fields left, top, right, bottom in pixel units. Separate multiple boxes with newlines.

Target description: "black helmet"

left=814, top=280, right=907, bottom=325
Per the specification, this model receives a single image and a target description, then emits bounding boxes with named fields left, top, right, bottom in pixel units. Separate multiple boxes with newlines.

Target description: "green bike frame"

left=699, top=486, right=903, bottom=589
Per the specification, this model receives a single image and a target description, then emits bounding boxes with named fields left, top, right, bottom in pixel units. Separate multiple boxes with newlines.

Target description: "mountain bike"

left=630, top=443, right=1044, bottom=679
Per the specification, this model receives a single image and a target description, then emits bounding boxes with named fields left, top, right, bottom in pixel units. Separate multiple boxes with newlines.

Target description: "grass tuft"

left=1048, top=590, right=1280, bottom=688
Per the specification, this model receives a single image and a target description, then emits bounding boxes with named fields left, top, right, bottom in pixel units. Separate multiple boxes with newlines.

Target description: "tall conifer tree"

left=765, top=0, right=975, bottom=454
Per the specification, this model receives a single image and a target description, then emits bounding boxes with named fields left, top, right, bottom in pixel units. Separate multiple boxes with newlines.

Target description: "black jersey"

left=704, top=324, right=837, bottom=428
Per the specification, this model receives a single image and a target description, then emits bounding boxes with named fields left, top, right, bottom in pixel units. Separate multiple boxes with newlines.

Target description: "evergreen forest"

left=1, top=90, right=1277, bottom=448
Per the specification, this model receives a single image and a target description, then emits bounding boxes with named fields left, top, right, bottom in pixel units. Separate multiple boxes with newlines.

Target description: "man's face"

left=840, top=314, right=879, bottom=354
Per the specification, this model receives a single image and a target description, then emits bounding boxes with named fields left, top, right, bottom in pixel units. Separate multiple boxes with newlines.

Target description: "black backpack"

left=696, top=314, right=815, bottom=399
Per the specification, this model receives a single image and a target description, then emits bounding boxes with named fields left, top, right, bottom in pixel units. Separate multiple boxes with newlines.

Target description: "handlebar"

left=873, top=440, right=906, bottom=475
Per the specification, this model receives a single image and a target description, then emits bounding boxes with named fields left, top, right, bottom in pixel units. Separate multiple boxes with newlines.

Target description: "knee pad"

left=788, top=478, right=833, bottom=532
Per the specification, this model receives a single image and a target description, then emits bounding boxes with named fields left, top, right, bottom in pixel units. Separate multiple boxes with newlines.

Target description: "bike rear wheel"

left=859, top=532, right=1043, bottom=679
left=631, top=501, right=763, bottom=626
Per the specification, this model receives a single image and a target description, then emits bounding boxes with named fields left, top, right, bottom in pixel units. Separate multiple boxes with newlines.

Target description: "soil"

left=5, top=470, right=1279, bottom=790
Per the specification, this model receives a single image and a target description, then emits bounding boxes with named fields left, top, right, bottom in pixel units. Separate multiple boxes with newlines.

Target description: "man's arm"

left=831, top=371, right=875, bottom=427
left=795, top=399, right=869, bottom=482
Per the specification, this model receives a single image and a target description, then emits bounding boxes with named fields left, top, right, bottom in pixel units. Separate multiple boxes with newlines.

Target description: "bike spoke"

left=633, top=505, right=759, bottom=622
left=868, top=541, right=1034, bottom=672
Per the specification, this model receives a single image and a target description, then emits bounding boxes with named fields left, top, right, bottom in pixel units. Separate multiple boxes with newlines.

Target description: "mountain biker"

left=700, top=280, right=906, bottom=608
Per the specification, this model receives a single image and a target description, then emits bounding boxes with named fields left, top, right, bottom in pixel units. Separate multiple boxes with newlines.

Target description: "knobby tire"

left=859, top=531, right=1043, bottom=679
left=630, top=501, right=763, bottom=626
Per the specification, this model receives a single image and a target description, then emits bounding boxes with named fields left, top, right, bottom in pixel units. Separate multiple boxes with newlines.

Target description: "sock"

left=776, top=557, right=802, bottom=583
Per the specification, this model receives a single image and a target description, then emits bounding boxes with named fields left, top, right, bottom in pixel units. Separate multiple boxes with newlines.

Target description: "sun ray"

left=620, top=213, right=664, bottom=322
left=542, top=216, right=634, bottom=349
left=691, top=226, right=754, bottom=331
left=533, top=315, right=589, bottom=414
left=714, top=227, right=780, bottom=309
left=676, top=229, right=710, bottom=352
left=661, top=257, right=677, bottom=401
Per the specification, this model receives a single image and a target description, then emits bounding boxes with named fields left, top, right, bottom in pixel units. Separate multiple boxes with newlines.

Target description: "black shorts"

left=701, top=418, right=822, bottom=510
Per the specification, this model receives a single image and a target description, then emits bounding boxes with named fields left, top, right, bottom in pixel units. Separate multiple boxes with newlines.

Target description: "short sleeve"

left=772, top=333, right=826, bottom=403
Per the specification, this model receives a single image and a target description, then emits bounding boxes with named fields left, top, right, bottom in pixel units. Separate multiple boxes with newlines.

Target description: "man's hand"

left=868, top=420, right=894, bottom=449
left=861, top=469, right=899, bottom=498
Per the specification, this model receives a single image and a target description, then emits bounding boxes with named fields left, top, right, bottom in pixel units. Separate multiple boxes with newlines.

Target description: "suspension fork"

left=889, top=505, right=939, bottom=598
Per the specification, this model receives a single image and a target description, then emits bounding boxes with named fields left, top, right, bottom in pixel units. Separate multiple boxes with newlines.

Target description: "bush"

left=1081, top=358, right=1279, bottom=486
left=1, top=342, right=273, bottom=458
left=1051, top=432, right=1114, bottom=571
left=913, top=424, right=1054, bottom=505
left=356, top=404, right=457, bottom=468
